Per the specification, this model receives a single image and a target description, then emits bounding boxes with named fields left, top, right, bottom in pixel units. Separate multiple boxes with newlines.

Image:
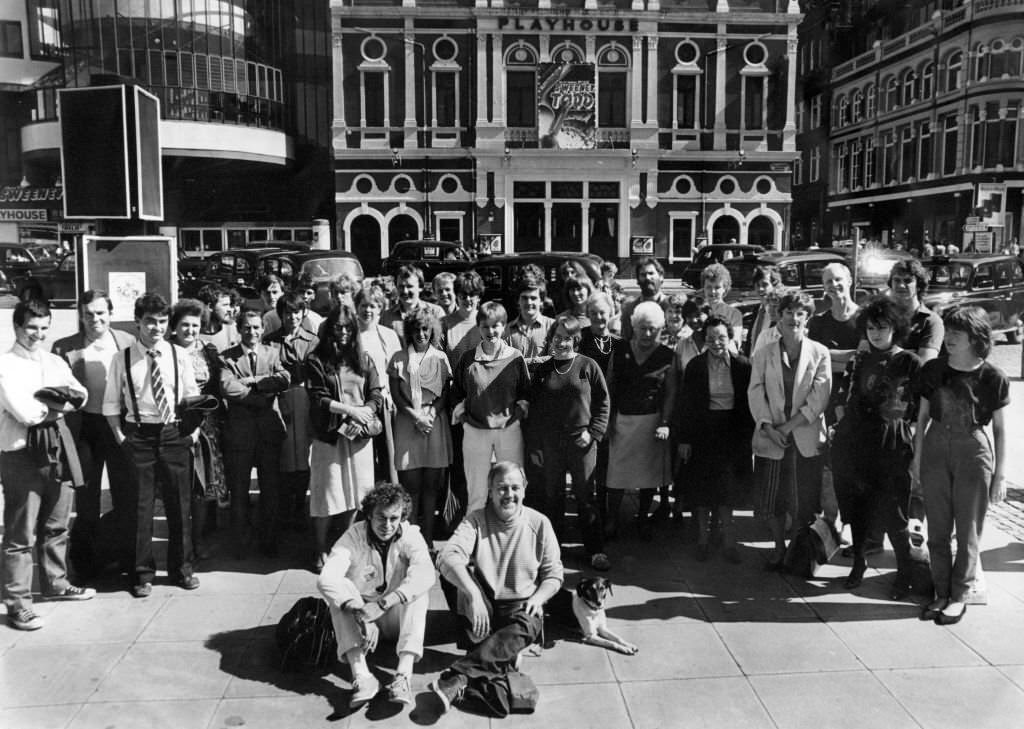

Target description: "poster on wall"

left=537, top=63, right=596, bottom=150
left=976, top=182, right=1005, bottom=227
left=108, top=272, right=147, bottom=321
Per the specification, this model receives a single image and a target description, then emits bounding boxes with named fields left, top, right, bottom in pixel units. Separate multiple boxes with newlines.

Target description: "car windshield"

left=27, top=245, right=57, bottom=261
left=926, top=262, right=972, bottom=290
left=723, top=260, right=758, bottom=290
left=301, top=257, right=362, bottom=281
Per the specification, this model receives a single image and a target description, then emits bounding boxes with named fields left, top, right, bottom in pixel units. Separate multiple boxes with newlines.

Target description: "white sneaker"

left=349, top=673, right=380, bottom=708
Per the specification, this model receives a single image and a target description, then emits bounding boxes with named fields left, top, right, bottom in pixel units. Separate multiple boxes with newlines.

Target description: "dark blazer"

left=674, top=351, right=754, bottom=448
left=219, top=343, right=290, bottom=449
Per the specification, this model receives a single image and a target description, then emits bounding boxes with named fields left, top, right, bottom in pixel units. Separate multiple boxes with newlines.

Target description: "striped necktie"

left=147, top=349, right=174, bottom=424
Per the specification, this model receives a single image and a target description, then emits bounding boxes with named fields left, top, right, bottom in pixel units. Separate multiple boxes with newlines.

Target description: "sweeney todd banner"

left=537, top=63, right=596, bottom=149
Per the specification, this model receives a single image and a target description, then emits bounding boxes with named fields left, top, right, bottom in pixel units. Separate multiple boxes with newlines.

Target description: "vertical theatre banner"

left=537, top=63, right=596, bottom=149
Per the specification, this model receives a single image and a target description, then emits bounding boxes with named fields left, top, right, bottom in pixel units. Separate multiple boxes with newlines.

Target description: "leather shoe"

left=177, top=575, right=200, bottom=591
left=920, top=598, right=947, bottom=621
left=132, top=583, right=153, bottom=598
left=935, top=601, right=966, bottom=626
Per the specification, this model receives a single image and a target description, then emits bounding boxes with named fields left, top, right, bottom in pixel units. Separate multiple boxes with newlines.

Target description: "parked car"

left=381, top=239, right=475, bottom=281
left=467, top=251, right=604, bottom=314
left=923, top=254, right=1024, bottom=343
left=0, top=268, right=13, bottom=298
left=260, top=250, right=364, bottom=314
left=14, top=252, right=77, bottom=306
left=179, top=247, right=286, bottom=304
left=0, top=241, right=60, bottom=282
left=722, top=249, right=873, bottom=338
left=679, top=244, right=765, bottom=288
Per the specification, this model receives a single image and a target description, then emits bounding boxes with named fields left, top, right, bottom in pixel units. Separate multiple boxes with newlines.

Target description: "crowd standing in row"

left=0, top=254, right=1010, bottom=712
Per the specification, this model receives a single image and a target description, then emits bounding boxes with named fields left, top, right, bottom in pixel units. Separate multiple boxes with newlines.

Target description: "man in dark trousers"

left=219, top=309, right=290, bottom=558
left=102, top=292, right=200, bottom=598
left=51, top=290, right=136, bottom=579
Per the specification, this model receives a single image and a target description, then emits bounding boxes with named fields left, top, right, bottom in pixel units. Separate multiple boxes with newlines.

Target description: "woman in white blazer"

left=748, top=291, right=832, bottom=570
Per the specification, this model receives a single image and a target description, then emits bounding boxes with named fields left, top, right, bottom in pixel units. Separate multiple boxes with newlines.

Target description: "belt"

left=934, top=420, right=982, bottom=434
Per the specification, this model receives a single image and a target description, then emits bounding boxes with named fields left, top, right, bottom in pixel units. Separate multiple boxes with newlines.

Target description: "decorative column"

left=646, top=35, right=658, bottom=128
left=492, top=33, right=506, bottom=128
left=333, top=32, right=347, bottom=149
left=631, top=36, right=643, bottom=128
left=713, top=29, right=727, bottom=150
left=476, top=32, right=489, bottom=126
left=404, top=31, right=418, bottom=146
left=783, top=32, right=798, bottom=151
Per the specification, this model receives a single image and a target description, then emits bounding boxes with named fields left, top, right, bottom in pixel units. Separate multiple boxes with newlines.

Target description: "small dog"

left=554, top=577, right=638, bottom=655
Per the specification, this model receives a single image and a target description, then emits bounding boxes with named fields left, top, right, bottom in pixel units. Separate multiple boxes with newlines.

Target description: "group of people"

left=0, top=251, right=1011, bottom=714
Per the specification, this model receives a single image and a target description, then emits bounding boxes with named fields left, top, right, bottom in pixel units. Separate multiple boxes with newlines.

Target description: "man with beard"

left=432, top=461, right=563, bottom=715
left=619, top=257, right=667, bottom=342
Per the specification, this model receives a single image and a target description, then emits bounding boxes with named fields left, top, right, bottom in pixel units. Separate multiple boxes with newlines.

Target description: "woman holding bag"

left=306, top=306, right=383, bottom=571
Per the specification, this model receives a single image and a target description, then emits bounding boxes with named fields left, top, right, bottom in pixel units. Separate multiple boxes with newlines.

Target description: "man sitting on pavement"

left=432, top=461, right=564, bottom=714
left=317, top=482, right=435, bottom=708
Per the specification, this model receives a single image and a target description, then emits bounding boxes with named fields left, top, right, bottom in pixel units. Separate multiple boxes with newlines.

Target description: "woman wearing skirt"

left=605, top=301, right=676, bottom=540
left=306, top=305, right=383, bottom=572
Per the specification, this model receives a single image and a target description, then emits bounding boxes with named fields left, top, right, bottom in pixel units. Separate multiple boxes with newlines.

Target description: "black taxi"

left=923, top=254, right=1024, bottom=343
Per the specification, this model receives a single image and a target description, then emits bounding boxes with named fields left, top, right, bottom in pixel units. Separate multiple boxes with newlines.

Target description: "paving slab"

left=714, top=621, right=862, bottom=675
left=67, top=699, right=218, bottom=729
left=89, top=640, right=239, bottom=702
left=137, top=593, right=271, bottom=642
left=621, top=676, right=775, bottom=729
left=499, top=681, right=632, bottom=729
left=875, top=666, right=1024, bottom=729
left=750, top=670, right=918, bottom=729
left=25, top=597, right=162, bottom=645
left=827, top=617, right=986, bottom=669
left=0, top=643, right=127, bottom=708
left=608, top=622, right=741, bottom=682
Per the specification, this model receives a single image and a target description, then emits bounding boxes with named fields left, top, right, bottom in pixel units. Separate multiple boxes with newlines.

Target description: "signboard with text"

left=537, top=63, right=596, bottom=150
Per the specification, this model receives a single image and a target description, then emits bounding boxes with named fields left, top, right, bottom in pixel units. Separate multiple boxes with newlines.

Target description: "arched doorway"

left=389, top=214, right=419, bottom=249
left=748, top=215, right=776, bottom=248
left=711, top=216, right=740, bottom=246
left=351, top=215, right=382, bottom=275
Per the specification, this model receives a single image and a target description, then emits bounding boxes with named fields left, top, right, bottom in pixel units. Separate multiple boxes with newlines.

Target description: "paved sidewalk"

left=2, top=503, right=1024, bottom=729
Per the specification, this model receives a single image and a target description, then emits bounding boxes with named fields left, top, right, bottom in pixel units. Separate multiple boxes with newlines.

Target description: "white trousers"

left=330, top=594, right=429, bottom=661
left=462, top=421, right=524, bottom=513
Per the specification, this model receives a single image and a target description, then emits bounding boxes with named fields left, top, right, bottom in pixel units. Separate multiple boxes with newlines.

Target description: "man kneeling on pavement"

left=317, top=482, right=435, bottom=708
left=432, top=460, right=564, bottom=715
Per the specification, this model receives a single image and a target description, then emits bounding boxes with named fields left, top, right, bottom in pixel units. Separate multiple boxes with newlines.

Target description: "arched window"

left=549, top=42, right=584, bottom=65
left=505, top=42, right=538, bottom=128
left=672, top=40, right=703, bottom=131
left=885, top=75, right=899, bottom=110
left=901, top=68, right=916, bottom=106
left=945, top=50, right=963, bottom=91
left=597, top=43, right=629, bottom=128
left=990, top=39, right=1008, bottom=78
left=741, top=42, right=770, bottom=131
left=865, top=83, right=876, bottom=118
left=837, top=95, right=849, bottom=127
left=974, top=43, right=989, bottom=82
left=1009, top=38, right=1024, bottom=77
left=358, top=35, right=391, bottom=144
left=920, top=62, right=934, bottom=99
left=851, top=89, right=863, bottom=122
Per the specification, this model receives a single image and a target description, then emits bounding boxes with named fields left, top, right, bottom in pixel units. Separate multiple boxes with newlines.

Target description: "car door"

left=991, top=260, right=1023, bottom=332
left=964, top=261, right=1002, bottom=330
left=51, top=254, right=77, bottom=302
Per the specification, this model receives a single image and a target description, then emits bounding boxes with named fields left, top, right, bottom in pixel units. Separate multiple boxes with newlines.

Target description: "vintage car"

left=179, top=247, right=287, bottom=304
left=0, top=241, right=60, bottom=282
left=14, top=252, right=77, bottom=306
left=381, top=239, right=476, bottom=281
left=679, top=243, right=765, bottom=288
left=468, top=251, right=605, bottom=314
left=923, top=254, right=1024, bottom=343
left=259, top=250, right=364, bottom=314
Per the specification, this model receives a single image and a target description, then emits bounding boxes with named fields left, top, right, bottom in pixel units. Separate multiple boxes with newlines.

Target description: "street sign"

left=964, top=223, right=988, bottom=233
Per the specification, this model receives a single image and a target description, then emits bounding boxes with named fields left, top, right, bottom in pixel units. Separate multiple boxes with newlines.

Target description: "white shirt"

left=102, top=340, right=198, bottom=423
left=0, top=344, right=86, bottom=452
left=71, top=331, right=124, bottom=415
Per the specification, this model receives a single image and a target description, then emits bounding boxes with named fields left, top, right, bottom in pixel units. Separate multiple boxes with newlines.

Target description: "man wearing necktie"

left=102, top=293, right=200, bottom=598
left=219, top=309, right=290, bottom=558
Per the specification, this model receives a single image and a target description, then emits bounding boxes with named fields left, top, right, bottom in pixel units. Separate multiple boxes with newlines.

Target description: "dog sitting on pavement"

left=548, top=577, right=638, bottom=655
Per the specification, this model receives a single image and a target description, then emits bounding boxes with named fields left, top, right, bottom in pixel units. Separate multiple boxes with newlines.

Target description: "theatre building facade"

left=334, top=0, right=802, bottom=273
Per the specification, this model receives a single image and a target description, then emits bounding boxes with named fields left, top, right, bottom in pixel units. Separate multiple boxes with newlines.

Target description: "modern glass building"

left=1, top=1, right=332, bottom=253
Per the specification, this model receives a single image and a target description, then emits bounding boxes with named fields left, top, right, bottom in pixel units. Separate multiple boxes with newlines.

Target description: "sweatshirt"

left=452, top=340, right=530, bottom=429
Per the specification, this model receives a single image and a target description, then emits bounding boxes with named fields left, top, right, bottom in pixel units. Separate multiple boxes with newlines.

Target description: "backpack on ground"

left=275, top=596, right=337, bottom=672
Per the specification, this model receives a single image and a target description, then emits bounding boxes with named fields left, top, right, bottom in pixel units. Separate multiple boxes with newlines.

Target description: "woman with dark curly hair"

left=831, top=296, right=921, bottom=594
left=307, top=306, right=384, bottom=569
left=387, top=307, right=453, bottom=547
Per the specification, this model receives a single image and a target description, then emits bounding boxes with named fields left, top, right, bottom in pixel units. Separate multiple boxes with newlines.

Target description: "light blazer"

left=747, top=336, right=831, bottom=459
